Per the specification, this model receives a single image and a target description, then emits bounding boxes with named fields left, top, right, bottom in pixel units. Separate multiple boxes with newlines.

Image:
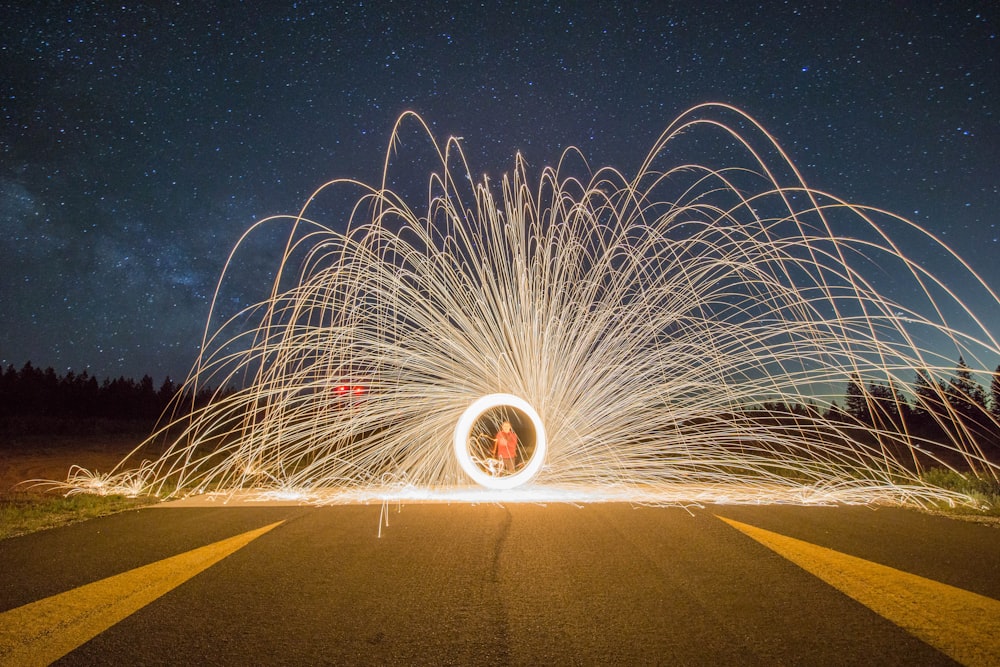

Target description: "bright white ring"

left=453, top=393, right=546, bottom=489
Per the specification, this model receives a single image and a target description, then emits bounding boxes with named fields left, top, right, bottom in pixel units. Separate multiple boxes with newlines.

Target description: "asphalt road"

left=1, top=502, right=999, bottom=665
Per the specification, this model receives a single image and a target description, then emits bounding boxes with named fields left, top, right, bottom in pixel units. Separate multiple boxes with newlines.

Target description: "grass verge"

left=920, top=467, right=1000, bottom=518
left=0, top=492, right=158, bottom=540
left=2, top=467, right=997, bottom=541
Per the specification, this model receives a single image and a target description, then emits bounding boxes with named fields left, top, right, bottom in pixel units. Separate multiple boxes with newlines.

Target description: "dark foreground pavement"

left=1, top=502, right=999, bottom=665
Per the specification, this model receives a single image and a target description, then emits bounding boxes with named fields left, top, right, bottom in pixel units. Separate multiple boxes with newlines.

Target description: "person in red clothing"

left=492, top=420, right=518, bottom=474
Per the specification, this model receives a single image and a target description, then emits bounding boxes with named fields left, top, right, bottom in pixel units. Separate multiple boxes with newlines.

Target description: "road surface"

left=1, top=502, right=999, bottom=665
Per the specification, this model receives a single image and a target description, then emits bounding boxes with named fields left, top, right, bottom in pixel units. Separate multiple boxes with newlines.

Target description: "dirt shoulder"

left=0, top=432, right=152, bottom=497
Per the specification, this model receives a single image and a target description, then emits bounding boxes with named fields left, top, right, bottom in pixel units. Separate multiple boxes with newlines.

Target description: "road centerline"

left=0, top=520, right=284, bottom=667
left=716, top=515, right=1000, bottom=667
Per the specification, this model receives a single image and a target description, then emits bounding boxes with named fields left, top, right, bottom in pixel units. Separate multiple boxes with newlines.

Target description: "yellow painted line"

left=0, top=520, right=283, bottom=667
left=717, top=515, right=1000, bottom=667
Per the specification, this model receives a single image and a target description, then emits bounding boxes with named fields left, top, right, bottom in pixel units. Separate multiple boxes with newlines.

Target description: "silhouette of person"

left=493, top=420, right=518, bottom=474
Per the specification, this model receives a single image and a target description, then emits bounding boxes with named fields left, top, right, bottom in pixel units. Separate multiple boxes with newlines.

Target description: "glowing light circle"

left=453, top=393, right=547, bottom=489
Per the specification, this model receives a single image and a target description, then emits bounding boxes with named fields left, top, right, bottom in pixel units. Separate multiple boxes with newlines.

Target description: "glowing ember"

left=453, top=393, right=547, bottom=489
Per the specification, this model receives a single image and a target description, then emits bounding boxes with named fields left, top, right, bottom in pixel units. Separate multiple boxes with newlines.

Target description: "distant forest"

left=2, top=358, right=999, bottom=455
left=0, top=362, right=223, bottom=430
left=753, top=357, right=1000, bottom=430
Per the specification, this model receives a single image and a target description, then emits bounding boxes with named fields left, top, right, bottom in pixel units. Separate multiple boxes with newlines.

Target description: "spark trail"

left=58, top=104, right=1000, bottom=506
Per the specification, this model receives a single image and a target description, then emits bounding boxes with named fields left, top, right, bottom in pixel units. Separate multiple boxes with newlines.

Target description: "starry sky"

left=1, top=1, right=997, bottom=384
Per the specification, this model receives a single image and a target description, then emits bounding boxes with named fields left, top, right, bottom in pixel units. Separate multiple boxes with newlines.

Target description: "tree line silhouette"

left=0, top=361, right=221, bottom=426
left=752, top=357, right=1000, bottom=467
left=2, top=358, right=999, bottom=463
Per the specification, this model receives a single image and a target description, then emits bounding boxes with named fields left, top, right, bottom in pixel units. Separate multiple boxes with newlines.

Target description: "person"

left=493, top=420, right=518, bottom=474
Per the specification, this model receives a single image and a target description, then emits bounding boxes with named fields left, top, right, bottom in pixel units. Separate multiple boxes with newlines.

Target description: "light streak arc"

left=453, top=393, right=547, bottom=489
left=46, top=104, right=1000, bottom=505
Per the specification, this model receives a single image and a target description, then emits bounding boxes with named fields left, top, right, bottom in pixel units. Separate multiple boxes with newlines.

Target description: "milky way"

left=1, top=2, right=997, bottom=384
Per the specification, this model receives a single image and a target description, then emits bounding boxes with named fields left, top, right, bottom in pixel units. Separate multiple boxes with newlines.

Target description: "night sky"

left=2, top=1, right=997, bottom=384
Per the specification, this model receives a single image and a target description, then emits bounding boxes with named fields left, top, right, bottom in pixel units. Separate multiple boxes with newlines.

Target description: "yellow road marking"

left=717, top=515, right=1000, bottom=667
left=0, top=520, right=283, bottom=667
